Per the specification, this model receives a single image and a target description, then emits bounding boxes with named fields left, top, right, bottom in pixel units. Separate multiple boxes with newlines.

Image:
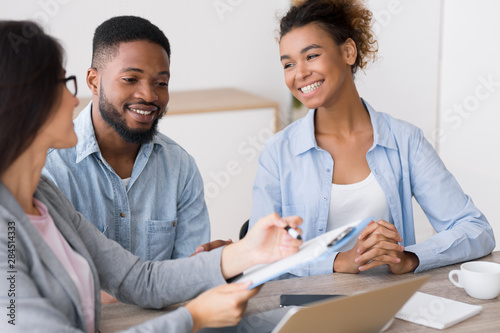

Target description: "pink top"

left=28, top=199, right=95, bottom=333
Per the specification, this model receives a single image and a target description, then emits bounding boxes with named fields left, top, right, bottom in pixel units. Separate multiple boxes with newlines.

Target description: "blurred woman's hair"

left=0, top=21, right=64, bottom=176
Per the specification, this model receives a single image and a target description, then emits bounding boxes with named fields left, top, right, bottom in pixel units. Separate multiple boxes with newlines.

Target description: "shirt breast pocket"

left=147, top=219, right=177, bottom=261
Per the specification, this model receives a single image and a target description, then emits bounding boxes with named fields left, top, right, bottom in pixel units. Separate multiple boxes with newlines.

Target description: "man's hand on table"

left=191, top=239, right=233, bottom=256
left=101, top=290, right=119, bottom=304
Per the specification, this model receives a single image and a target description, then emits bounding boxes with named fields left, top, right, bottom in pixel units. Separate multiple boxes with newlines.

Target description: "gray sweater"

left=0, top=177, right=226, bottom=332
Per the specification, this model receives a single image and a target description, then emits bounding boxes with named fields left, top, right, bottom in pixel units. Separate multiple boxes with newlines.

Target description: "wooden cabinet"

left=158, top=88, right=278, bottom=241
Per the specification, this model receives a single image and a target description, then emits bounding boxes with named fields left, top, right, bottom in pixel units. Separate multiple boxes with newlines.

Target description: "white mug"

left=448, top=261, right=500, bottom=300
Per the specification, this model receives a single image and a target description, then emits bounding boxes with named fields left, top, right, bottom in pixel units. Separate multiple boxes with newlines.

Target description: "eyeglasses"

left=59, top=75, right=77, bottom=96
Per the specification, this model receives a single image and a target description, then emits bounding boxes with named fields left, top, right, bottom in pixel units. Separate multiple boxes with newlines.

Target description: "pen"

left=285, top=226, right=302, bottom=240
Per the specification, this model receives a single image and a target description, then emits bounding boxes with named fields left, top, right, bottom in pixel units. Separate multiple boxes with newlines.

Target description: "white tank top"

left=327, top=172, right=392, bottom=231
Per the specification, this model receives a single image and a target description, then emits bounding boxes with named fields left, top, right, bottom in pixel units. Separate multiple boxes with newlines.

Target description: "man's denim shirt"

left=250, top=99, right=495, bottom=276
left=43, top=102, right=210, bottom=261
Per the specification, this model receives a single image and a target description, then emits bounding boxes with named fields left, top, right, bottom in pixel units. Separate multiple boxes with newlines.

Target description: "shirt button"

left=319, top=228, right=324, bottom=232
left=120, top=212, right=126, bottom=218
left=326, top=168, right=331, bottom=173
left=173, top=221, right=177, bottom=227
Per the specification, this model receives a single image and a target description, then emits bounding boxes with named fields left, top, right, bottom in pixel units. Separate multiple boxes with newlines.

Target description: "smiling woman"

left=249, top=0, right=495, bottom=278
left=281, top=0, right=377, bottom=76
left=280, top=23, right=360, bottom=111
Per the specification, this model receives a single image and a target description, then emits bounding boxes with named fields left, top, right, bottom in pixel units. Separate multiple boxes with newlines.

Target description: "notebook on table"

left=199, top=275, right=430, bottom=333
left=395, top=291, right=483, bottom=329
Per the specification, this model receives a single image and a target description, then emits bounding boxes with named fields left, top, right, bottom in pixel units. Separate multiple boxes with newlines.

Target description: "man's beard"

left=98, top=86, right=165, bottom=145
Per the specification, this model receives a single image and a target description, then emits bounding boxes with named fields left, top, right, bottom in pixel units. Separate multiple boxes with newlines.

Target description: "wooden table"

left=100, top=252, right=500, bottom=332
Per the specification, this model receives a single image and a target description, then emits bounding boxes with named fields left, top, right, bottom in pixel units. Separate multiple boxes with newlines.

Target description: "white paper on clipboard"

left=232, top=217, right=373, bottom=289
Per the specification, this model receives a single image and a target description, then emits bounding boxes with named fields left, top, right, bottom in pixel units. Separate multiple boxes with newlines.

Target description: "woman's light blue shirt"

left=250, top=100, right=495, bottom=276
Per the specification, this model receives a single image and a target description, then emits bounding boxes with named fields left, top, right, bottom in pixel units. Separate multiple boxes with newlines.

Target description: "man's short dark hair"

left=91, top=15, right=171, bottom=69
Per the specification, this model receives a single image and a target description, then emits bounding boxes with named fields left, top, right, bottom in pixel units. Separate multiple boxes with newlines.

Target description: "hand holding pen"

left=222, top=214, right=303, bottom=277
left=285, top=225, right=302, bottom=240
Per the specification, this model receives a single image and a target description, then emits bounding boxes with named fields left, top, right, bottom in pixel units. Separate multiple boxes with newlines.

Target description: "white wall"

left=439, top=0, right=500, bottom=250
left=3, top=0, right=498, bottom=248
left=2, top=0, right=292, bottom=124
left=358, top=0, right=442, bottom=243
left=359, top=0, right=500, bottom=249
left=358, top=0, right=442, bottom=140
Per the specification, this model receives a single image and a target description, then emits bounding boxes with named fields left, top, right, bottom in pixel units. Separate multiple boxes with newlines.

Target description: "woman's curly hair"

left=280, top=0, right=378, bottom=75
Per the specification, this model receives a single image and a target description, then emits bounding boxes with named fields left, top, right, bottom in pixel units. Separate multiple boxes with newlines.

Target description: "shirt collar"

left=291, top=108, right=319, bottom=156
left=74, top=101, right=100, bottom=163
left=74, top=101, right=164, bottom=164
left=290, top=98, right=397, bottom=156
left=363, top=99, right=398, bottom=151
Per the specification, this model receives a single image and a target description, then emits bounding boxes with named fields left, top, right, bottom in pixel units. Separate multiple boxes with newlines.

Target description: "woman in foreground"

left=0, top=21, right=302, bottom=333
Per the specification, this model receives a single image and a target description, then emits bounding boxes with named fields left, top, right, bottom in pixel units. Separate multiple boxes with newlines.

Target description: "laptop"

left=199, top=275, right=429, bottom=333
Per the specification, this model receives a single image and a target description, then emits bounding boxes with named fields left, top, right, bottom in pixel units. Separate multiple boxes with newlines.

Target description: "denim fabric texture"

left=43, top=102, right=210, bottom=261
left=250, top=99, right=495, bottom=276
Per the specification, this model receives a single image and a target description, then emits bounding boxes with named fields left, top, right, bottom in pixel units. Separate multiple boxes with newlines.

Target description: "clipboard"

left=232, top=217, right=373, bottom=289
